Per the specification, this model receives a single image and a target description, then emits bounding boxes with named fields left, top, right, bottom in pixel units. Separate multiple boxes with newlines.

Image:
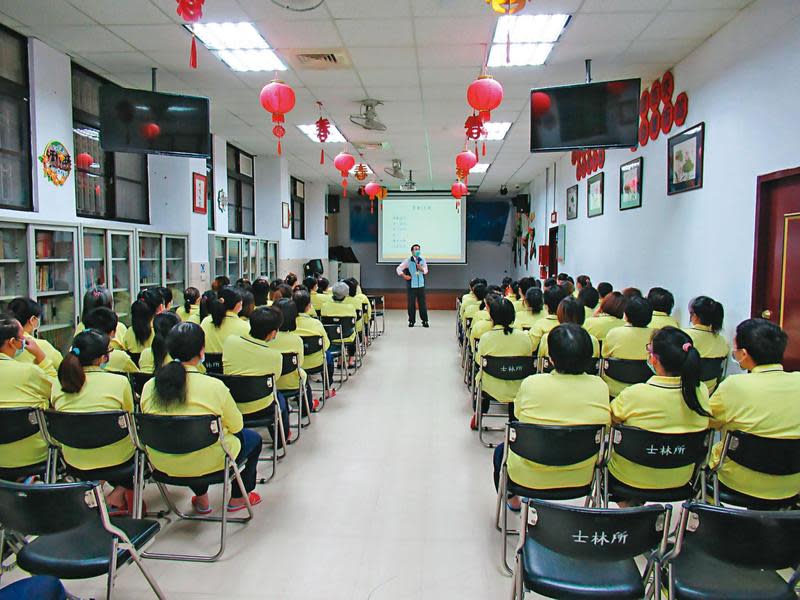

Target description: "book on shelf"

left=36, top=232, right=53, bottom=258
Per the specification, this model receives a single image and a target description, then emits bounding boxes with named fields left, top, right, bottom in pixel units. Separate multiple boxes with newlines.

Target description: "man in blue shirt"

left=396, top=243, right=429, bottom=328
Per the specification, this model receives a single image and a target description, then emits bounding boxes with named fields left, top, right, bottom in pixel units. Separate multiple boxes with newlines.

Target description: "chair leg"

left=106, top=537, right=118, bottom=599
left=125, top=543, right=167, bottom=600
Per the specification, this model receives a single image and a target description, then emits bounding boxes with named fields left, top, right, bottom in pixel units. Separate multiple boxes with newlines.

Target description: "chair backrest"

left=130, top=372, right=154, bottom=397
left=602, top=358, right=652, bottom=384
left=44, top=410, right=130, bottom=450
left=524, top=498, right=669, bottom=562
left=321, top=316, right=355, bottom=339
left=723, top=430, right=800, bottom=476
left=0, top=480, right=96, bottom=536
left=300, top=335, right=324, bottom=356
left=699, top=357, right=724, bottom=382
left=127, top=352, right=141, bottom=367
left=355, top=308, right=363, bottom=321
left=610, top=425, right=711, bottom=470
left=280, top=352, right=299, bottom=376
left=681, top=501, right=800, bottom=570
left=134, top=413, right=220, bottom=454
left=465, top=317, right=473, bottom=331
left=509, top=423, right=605, bottom=466
left=210, top=373, right=274, bottom=405
left=541, top=357, right=600, bottom=376
left=481, top=355, right=537, bottom=381
left=322, top=323, right=343, bottom=343
left=204, top=353, right=223, bottom=374
left=0, top=407, right=43, bottom=445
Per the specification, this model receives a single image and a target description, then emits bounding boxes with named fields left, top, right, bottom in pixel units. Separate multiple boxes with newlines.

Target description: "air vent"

left=353, top=141, right=388, bottom=152
left=290, top=49, right=351, bottom=70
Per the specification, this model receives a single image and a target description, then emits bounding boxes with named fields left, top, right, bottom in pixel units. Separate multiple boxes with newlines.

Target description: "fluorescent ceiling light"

left=493, top=14, right=570, bottom=44
left=483, top=122, right=512, bottom=141
left=471, top=163, right=490, bottom=174
left=488, top=43, right=553, bottom=67
left=191, top=22, right=286, bottom=71
left=297, top=124, right=347, bottom=143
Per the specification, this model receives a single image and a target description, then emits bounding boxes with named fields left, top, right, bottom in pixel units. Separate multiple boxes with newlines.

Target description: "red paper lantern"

left=176, top=0, right=205, bottom=68
left=638, top=117, right=649, bottom=147
left=661, top=101, right=674, bottom=134
left=661, top=70, right=675, bottom=103
left=451, top=180, right=467, bottom=199
left=674, top=92, right=689, bottom=126
left=456, top=149, right=478, bottom=174
left=650, top=80, right=662, bottom=111
left=531, top=91, right=551, bottom=116
left=649, top=109, right=661, bottom=141
left=365, top=181, right=381, bottom=213
left=467, top=75, right=504, bottom=122
left=260, top=79, right=296, bottom=155
left=334, top=152, right=355, bottom=197
left=464, top=114, right=483, bottom=140
left=639, top=90, right=650, bottom=116
left=76, top=152, right=93, bottom=170
left=140, top=122, right=161, bottom=140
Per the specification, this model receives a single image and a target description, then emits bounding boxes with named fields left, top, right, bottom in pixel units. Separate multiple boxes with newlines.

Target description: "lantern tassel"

left=190, top=34, right=198, bottom=69
left=475, top=141, right=479, bottom=157
left=506, top=30, right=511, bottom=65
left=482, top=140, right=486, bottom=156
left=277, top=140, right=282, bottom=156
left=320, top=149, right=324, bottom=164
left=370, top=199, right=374, bottom=214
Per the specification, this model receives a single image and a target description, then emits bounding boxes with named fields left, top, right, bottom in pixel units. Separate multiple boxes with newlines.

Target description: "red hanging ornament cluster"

left=635, top=70, right=689, bottom=150
left=333, top=152, right=355, bottom=198
left=314, top=102, right=330, bottom=164
left=571, top=149, right=605, bottom=181
left=353, top=164, right=369, bottom=182
left=175, top=0, right=205, bottom=69
left=259, top=79, right=296, bottom=156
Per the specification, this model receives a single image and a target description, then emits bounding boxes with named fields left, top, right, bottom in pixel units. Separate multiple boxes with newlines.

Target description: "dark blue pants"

left=190, top=428, right=262, bottom=498
left=493, top=443, right=505, bottom=491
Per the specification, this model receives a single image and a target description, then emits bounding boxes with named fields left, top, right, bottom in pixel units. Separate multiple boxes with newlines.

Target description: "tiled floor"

left=6, top=310, right=527, bottom=599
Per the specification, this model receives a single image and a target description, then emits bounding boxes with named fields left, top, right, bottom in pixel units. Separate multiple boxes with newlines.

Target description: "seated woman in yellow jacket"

left=528, top=285, right=567, bottom=353
left=461, top=283, right=488, bottom=331
left=0, top=316, right=52, bottom=472
left=74, top=287, right=128, bottom=350
left=709, top=318, right=800, bottom=500
left=470, top=292, right=501, bottom=353
left=577, top=286, right=600, bottom=322
left=585, top=291, right=627, bottom=342
left=7, top=297, right=63, bottom=378
left=493, top=324, right=611, bottom=509
left=293, top=289, right=332, bottom=382
left=537, top=296, right=600, bottom=361
left=141, top=322, right=263, bottom=514
left=473, top=298, right=534, bottom=429
left=239, top=290, right=256, bottom=322
left=683, top=295, right=729, bottom=393
left=602, top=296, right=654, bottom=398
left=175, top=287, right=201, bottom=324
left=83, top=308, right=138, bottom=373
left=139, top=312, right=182, bottom=374
left=609, top=326, right=711, bottom=504
left=223, top=306, right=289, bottom=445
left=268, top=298, right=318, bottom=413
left=310, top=277, right=332, bottom=312
left=200, top=286, right=249, bottom=354
left=647, top=287, right=679, bottom=329
left=52, top=329, right=136, bottom=515
left=513, top=287, right=545, bottom=331
left=320, top=282, right=360, bottom=366
left=343, top=278, right=371, bottom=333
left=122, top=288, right=164, bottom=354
left=252, top=278, right=270, bottom=308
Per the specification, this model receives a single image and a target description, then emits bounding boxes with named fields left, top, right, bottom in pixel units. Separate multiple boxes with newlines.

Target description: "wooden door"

left=752, top=167, right=800, bottom=371
left=548, top=226, right=559, bottom=278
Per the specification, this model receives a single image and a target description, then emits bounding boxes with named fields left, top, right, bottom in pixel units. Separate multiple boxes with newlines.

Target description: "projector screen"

left=378, top=194, right=467, bottom=264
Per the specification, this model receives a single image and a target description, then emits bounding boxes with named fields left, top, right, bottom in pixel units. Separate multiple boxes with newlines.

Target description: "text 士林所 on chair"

left=474, top=354, right=536, bottom=448
left=202, top=353, right=223, bottom=375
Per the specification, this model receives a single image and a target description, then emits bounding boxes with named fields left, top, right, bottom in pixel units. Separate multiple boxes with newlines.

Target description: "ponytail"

left=153, top=362, right=187, bottom=409
left=199, top=290, right=216, bottom=322
left=183, top=287, right=200, bottom=315
left=130, top=300, right=155, bottom=345
left=153, top=322, right=204, bottom=409
left=58, top=330, right=109, bottom=394
left=690, top=296, right=724, bottom=334
left=651, top=327, right=711, bottom=418
left=488, top=297, right=515, bottom=335
left=210, top=286, right=242, bottom=328
left=151, top=312, right=181, bottom=369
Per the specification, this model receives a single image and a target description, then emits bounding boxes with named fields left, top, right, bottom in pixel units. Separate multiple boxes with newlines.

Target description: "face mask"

left=100, top=359, right=109, bottom=370
left=647, top=361, right=657, bottom=375
left=199, top=353, right=206, bottom=366
left=414, top=251, right=421, bottom=257
left=13, top=338, right=26, bottom=358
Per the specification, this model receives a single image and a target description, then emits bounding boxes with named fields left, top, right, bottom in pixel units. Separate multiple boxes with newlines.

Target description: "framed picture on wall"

left=668, top=122, right=704, bottom=195
left=192, top=172, right=207, bottom=215
left=619, top=157, right=643, bottom=211
left=281, top=202, right=290, bottom=229
left=566, top=184, right=578, bottom=220
left=587, top=172, right=604, bottom=218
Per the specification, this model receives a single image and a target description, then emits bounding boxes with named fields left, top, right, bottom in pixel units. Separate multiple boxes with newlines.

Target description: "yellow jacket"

left=320, top=300, right=358, bottom=343
left=585, top=314, right=625, bottom=342
left=201, top=312, right=250, bottom=354
left=475, top=326, right=535, bottom=403
left=683, top=324, right=730, bottom=393
left=265, top=331, right=305, bottom=391
left=222, top=334, right=282, bottom=414
left=601, top=325, right=654, bottom=398
left=0, top=354, right=52, bottom=467
left=175, top=305, right=201, bottom=324
left=295, top=313, right=331, bottom=370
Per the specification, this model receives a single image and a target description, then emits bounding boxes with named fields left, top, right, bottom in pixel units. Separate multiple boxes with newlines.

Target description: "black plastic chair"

left=129, top=372, right=154, bottom=398
left=708, top=430, right=800, bottom=509
left=475, top=355, right=537, bottom=447
left=513, top=499, right=671, bottom=599
left=209, top=373, right=282, bottom=482
left=0, top=480, right=164, bottom=599
left=322, top=322, right=349, bottom=387
left=126, top=352, right=141, bottom=368
left=699, top=357, right=725, bottom=383
left=367, top=295, right=385, bottom=336
left=540, top=356, right=601, bottom=375
left=602, top=358, right=652, bottom=385
left=603, top=425, right=712, bottom=506
left=132, top=413, right=254, bottom=562
left=496, top=422, right=607, bottom=574
left=322, top=315, right=358, bottom=374
left=665, top=501, right=800, bottom=600
left=279, top=352, right=312, bottom=441
left=300, top=334, right=330, bottom=410
left=203, top=352, right=223, bottom=374
left=0, top=407, right=54, bottom=483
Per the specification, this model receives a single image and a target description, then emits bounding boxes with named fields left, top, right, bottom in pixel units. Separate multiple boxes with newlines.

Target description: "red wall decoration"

left=572, top=148, right=605, bottom=182
left=634, top=70, right=689, bottom=151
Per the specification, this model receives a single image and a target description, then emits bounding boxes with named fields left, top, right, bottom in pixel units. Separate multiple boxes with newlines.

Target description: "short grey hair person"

left=332, top=281, right=350, bottom=301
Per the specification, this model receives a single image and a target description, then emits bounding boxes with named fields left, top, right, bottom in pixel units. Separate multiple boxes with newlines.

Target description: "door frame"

left=548, top=226, right=559, bottom=277
left=751, top=165, right=800, bottom=318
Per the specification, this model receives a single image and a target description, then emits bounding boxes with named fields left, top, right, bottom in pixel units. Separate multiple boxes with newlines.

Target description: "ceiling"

left=1, top=0, right=751, bottom=195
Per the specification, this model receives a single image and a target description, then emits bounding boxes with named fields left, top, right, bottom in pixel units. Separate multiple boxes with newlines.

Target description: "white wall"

left=514, top=0, right=800, bottom=343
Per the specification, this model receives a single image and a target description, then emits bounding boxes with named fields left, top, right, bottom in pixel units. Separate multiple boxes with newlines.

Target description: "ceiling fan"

left=269, top=0, right=325, bottom=11
left=400, top=170, right=417, bottom=192
left=350, top=99, right=387, bottom=132
left=384, top=159, right=406, bottom=179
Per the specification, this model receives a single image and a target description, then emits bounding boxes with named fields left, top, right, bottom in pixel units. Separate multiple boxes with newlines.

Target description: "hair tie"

left=70, top=347, right=80, bottom=356
left=682, top=342, right=692, bottom=352
left=172, top=358, right=181, bottom=363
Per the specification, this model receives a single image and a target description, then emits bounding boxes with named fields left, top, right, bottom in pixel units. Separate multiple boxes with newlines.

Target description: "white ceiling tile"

left=0, top=0, right=94, bottom=25
left=365, top=85, right=422, bottom=101
left=411, top=0, right=491, bottom=17
left=295, top=68, right=362, bottom=88
left=108, top=25, right=189, bottom=51
left=259, top=19, right=342, bottom=49
left=667, top=0, right=751, bottom=8
left=76, top=51, right=156, bottom=71
left=338, top=19, right=414, bottom=47
left=233, top=70, right=305, bottom=90
left=414, top=16, right=495, bottom=46
left=641, top=9, right=740, bottom=39
left=521, top=0, right=583, bottom=14
left=27, top=25, right=133, bottom=52
left=548, top=40, right=629, bottom=65
left=419, top=66, right=477, bottom=86
left=237, top=0, right=329, bottom=21
left=348, top=46, right=417, bottom=70
left=326, top=0, right=411, bottom=18
left=623, top=39, right=699, bottom=64
left=359, top=68, right=419, bottom=88
left=68, top=0, right=172, bottom=24
left=149, top=0, right=251, bottom=23
left=581, top=0, right=669, bottom=12
left=563, top=12, right=656, bottom=42
left=416, top=44, right=485, bottom=68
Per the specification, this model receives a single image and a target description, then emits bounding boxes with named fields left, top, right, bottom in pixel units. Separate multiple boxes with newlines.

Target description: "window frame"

left=226, top=143, right=255, bottom=235
left=71, top=64, right=149, bottom=224
left=290, top=176, right=305, bottom=240
left=0, top=24, right=33, bottom=212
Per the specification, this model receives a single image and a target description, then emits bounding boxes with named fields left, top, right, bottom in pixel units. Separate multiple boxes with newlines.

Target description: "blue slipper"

left=506, top=501, right=521, bottom=513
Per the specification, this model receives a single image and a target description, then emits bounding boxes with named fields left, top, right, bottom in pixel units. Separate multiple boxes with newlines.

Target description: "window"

left=72, top=66, right=148, bottom=223
left=226, top=144, right=254, bottom=234
left=290, top=176, right=305, bottom=240
left=0, top=26, right=32, bottom=211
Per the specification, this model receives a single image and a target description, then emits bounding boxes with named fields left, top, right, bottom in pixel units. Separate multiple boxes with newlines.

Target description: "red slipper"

left=470, top=414, right=478, bottom=431
left=192, top=496, right=213, bottom=515
left=122, top=490, right=147, bottom=516
left=227, top=491, right=261, bottom=512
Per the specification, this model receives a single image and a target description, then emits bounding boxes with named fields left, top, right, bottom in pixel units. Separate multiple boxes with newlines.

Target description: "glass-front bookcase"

left=227, top=238, right=241, bottom=282
left=138, top=233, right=162, bottom=289
left=242, top=239, right=258, bottom=281
left=110, top=232, right=133, bottom=326
left=0, top=223, right=28, bottom=311
left=211, top=235, right=277, bottom=282
left=268, top=241, right=278, bottom=280
left=165, top=236, right=187, bottom=304
left=80, top=228, right=135, bottom=327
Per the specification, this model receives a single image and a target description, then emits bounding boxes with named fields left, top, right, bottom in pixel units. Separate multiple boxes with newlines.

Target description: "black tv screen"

left=530, top=78, right=640, bottom=152
left=99, top=86, right=210, bottom=158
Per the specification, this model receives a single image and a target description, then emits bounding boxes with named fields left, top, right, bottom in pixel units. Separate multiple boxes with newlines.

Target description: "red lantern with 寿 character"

left=259, top=79, right=296, bottom=156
